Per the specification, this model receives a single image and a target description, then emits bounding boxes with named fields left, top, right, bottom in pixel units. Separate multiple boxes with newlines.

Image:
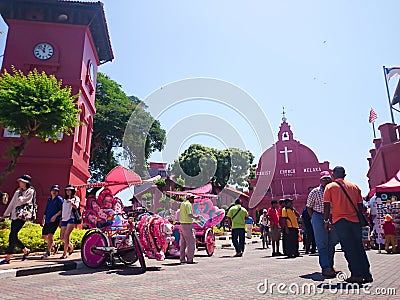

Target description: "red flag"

left=369, top=108, right=378, bottom=123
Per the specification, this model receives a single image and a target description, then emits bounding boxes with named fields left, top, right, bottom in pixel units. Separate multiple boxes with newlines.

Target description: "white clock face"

left=33, top=43, right=54, bottom=60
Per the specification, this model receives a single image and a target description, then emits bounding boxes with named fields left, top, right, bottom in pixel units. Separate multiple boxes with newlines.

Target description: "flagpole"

left=372, top=121, right=376, bottom=139
left=383, top=66, right=396, bottom=123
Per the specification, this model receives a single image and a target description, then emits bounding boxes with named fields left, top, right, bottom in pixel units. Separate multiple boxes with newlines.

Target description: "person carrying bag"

left=0, top=174, right=35, bottom=265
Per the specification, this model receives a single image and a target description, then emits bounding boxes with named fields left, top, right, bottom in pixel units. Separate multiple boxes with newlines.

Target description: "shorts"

left=270, top=225, right=281, bottom=241
left=61, top=218, right=75, bottom=227
left=42, top=221, right=59, bottom=235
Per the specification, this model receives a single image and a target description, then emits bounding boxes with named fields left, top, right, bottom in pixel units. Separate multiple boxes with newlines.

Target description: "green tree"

left=123, top=101, right=166, bottom=178
left=159, top=194, right=166, bottom=204
left=174, top=175, right=186, bottom=191
left=89, top=73, right=166, bottom=181
left=171, top=144, right=254, bottom=189
left=0, top=67, right=80, bottom=186
left=154, top=178, right=166, bottom=190
left=142, top=192, right=153, bottom=211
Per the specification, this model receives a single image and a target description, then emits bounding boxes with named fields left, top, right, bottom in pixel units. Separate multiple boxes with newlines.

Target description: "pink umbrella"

left=77, top=166, right=159, bottom=195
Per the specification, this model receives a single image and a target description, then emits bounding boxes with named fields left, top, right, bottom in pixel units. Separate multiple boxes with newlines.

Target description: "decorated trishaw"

left=166, top=185, right=225, bottom=257
left=78, top=168, right=224, bottom=267
left=77, top=166, right=173, bottom=271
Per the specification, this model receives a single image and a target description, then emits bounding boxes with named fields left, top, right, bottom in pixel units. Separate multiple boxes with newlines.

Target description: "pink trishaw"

left=166, top=187, right=225, bottom=257
left=77, top=167, right=161, bottom=272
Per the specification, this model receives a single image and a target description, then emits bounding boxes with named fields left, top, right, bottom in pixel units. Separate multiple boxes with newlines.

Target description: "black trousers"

left=6, top=219, right=26, bottom=254
left=304, top=226, right=316, bottom=252
left=333, top=219, right=372, bottom=278
left=232, top=228, right=245, bottom=253
left=283, top=228, right=299, bottom=257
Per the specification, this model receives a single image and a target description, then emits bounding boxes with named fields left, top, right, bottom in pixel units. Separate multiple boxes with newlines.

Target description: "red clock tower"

left=0, top=0, right=113, bottom=218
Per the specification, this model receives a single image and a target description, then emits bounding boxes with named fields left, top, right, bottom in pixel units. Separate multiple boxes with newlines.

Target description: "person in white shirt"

left=60, top=184, right=80, bottom=259
left=258, top=209, right=269, bottom=248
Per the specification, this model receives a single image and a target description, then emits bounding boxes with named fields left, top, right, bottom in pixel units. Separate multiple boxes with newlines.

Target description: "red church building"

left=367, top=122, right=400, bottom=189
left=0, top=0, right=113, bottom=218
left=248, top=115, right=331, bottom=215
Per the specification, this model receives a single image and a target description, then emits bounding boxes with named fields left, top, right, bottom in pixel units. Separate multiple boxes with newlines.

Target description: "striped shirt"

left=306, top=185, right=325, bottom=214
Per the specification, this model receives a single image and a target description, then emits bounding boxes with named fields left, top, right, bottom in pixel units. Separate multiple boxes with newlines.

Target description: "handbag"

left=15, top=204, right=34, bottom=221
left=72, top=207, right=82, bottom=224
left=335, top=182, right=368, bottom=227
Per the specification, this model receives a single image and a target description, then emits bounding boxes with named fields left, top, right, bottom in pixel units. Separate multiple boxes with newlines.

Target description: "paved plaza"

left=0, top=241, right=399, bottom=300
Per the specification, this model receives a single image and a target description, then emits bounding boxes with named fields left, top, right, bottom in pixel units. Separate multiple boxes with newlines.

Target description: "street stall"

left=369, top=170, right=400, bottom=252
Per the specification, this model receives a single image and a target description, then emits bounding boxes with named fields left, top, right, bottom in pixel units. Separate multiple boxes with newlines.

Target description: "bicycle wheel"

left=132, top=232, right=146, bottom=273
left=205, top=228, right=215, bottom=256
left=81, top=230, right=108, bottom=268
left=118, top=235, right=138, bottom=266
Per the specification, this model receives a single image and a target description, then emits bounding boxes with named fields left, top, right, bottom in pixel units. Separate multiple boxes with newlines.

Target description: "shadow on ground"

left=299, top=272, right=326, bottom=282
left=59, top=263, right=158, bottom=276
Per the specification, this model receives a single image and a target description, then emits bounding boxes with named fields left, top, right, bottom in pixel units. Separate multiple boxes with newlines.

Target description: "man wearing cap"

left=179, top=194, right=200, bottom=264
left=324, top=166, right=373, bottom=284
left=41, top=185, right=63, bottom=259
left=306, top=170, right=339, bottom=278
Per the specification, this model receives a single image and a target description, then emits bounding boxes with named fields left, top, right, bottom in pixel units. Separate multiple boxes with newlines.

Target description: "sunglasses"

left=321, top=178, right=332, bottom=181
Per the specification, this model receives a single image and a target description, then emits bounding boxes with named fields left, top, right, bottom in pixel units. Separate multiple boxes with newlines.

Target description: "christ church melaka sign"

left=303, top=167, right=321, bottom=173
left=257, top=167, right=322, bottom=177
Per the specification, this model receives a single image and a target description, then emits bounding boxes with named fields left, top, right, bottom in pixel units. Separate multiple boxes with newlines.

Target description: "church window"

left=85, top=116, right=93, bottom=154
left=282, top=131, right=289, bottom=141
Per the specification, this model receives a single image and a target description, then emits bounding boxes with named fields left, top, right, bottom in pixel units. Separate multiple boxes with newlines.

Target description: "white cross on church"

left=280, top=146, right=293, bottom=164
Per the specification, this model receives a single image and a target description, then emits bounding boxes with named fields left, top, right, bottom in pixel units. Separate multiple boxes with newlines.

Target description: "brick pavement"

left=0, top=242, right=399, bottom=300
left=0, top=235, right=258, bottom=277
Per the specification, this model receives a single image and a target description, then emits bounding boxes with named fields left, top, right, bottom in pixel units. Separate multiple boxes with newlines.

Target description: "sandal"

left=51, top=244, right=59, bottom=255
left=68, top=244, right=75, bottom=255
left=21, top=250, right=30, bottom=261
left=0, top=259, right=10, bottom=265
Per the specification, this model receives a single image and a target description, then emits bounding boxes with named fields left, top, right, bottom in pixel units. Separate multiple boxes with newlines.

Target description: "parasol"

left=77, top=166, right=161, bottom=195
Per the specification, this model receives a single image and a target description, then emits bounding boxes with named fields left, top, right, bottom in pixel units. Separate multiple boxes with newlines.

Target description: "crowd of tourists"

left=224, top=166, right=373, bottom=285
left=0, top=175, right=80, bottom=264
left=0, top=166, right=377, bottom=285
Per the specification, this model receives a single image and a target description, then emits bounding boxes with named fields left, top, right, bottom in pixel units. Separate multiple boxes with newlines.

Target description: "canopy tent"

left=166, top=183, right=218, bottom=199
left=77, top=166, right=160, bottom=195
left=368, top=169, right=400, bottom=197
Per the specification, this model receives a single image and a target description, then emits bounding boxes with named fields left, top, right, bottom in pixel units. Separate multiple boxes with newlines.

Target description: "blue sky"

left=1, top=0, right=400, bottom=195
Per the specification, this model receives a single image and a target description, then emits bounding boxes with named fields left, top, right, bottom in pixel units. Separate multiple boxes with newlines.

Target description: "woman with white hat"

left=59, top=184, right=80, bottom=259
left=0, top=174, right=35, bottom=264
